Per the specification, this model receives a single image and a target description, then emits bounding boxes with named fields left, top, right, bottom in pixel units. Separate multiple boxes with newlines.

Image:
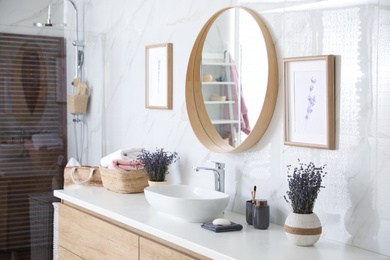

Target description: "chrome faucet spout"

left=193, top=166, right=215, bottom=172
left=193, top=162, right=225, bottom=193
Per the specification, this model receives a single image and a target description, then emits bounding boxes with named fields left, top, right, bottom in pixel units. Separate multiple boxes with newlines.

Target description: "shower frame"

left=34, top=0, right=86, bottom=164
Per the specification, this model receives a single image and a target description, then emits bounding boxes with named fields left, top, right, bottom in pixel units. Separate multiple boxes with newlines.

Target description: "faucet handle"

left=207, top=160, right=225, bottom=169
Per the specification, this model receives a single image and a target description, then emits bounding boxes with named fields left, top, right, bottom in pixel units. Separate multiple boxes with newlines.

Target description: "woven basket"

left=64, top=166, right=102, bottom=187
left=67, top=94, right=89, bottom=114
left=99, top=166, right=149, bottom=194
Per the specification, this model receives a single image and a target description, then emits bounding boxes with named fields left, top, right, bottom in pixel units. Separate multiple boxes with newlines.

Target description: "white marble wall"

left=81, top=0, right=390, bottom=256
left=1, top=0, right=389, bottom=257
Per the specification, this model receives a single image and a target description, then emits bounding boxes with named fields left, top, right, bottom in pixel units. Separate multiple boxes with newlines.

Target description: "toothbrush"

left=251, top=186, right=257, bottom=203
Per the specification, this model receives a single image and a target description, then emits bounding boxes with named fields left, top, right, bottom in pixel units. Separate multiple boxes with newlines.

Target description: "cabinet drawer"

left=140, top=237, right=196, bottom=260
left=58, top=203, right=138, bottom=260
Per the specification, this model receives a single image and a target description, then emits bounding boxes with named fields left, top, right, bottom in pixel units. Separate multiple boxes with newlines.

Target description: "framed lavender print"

left=145, top=43, right=172, bottom=109
left=283, top=55, right=335, bottom=149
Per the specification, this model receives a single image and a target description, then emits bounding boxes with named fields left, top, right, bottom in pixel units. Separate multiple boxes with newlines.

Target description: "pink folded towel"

left=108, top=159, right=144, bottom=171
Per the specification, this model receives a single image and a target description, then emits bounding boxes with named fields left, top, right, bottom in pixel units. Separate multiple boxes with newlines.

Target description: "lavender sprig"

left=137, top=148, right=179, bottom=181
left=284, top=160, right=327, bottom=214
left=305, top=76, right=317, bottom=120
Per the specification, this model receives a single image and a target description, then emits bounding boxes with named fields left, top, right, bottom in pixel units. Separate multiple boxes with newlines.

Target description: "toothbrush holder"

left=246, top=200, right=254, bottom=225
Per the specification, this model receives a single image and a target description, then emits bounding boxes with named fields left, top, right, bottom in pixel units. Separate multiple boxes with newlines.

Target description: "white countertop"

left=54, top=187, right=389, bottom=260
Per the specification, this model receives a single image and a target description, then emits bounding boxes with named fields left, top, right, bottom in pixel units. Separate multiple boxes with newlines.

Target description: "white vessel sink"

left=144, top=185, right=229, bottom=223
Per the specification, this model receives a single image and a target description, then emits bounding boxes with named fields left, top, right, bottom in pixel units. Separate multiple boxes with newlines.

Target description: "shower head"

left=33, top=22, right=47, bottom=27
left=35, top=0, right=83, bottom=80
left=33, top=21, right=67, bottom=27
left=33, top=0, right=67, bottom=28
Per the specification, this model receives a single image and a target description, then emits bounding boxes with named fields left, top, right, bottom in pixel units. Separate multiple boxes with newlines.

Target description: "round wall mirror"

left=186, top=6, right=278, bottom=153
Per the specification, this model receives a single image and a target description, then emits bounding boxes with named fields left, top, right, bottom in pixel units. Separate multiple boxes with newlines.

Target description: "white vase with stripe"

left=284, top=212, right=322, bottom=246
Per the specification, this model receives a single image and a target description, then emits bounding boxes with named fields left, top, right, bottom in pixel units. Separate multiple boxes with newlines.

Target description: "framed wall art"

left=145, top=43, right=173, bottom=109
left=283, top=55, right=335, bottom=149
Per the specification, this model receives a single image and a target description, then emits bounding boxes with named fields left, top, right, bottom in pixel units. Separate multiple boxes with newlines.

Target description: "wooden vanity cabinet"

left=139, top=237, right=195, bottom=260
left=58, top=203, right=138, bottom=259
left=58, top=246, right=83, bottom=260
left=58, top=203, right=206, bottom=260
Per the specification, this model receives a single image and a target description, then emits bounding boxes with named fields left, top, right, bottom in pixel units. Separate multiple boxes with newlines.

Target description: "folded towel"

left=66, top=157, right=81, bottom=167
left=108, top=159, right=144, bottom=171
left=201, top=221, right=243, bottom=233
left=100, top=148, right=143, bottom=168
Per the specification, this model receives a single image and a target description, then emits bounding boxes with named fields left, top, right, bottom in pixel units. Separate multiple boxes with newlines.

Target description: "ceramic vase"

left=284, top=212, right=322, bottom=246
left=148, top=180, right=168, bottom=186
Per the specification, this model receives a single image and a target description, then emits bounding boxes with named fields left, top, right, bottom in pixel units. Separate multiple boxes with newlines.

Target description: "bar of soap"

left=212, top=218, right=231, bottom=226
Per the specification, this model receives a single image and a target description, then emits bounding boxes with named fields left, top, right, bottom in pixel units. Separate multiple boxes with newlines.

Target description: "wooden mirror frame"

left=186, top=6, right=278, bottom=153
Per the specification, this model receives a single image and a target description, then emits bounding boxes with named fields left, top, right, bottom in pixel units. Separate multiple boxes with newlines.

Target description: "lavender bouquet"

left=284, top=160, right=327, bottom=214
left=137, top=148, right=179, bottom=182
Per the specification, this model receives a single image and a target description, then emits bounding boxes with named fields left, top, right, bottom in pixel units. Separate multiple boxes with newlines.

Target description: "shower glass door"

left=0, top=33, right=67, bottom=260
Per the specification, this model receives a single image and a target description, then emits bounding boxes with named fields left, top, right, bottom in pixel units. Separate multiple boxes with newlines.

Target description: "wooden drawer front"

left=59, top=246, right=84, bottom=260
left=140, top=237, right=196, bottom=260
left=58, top=203, right=138, bottom=260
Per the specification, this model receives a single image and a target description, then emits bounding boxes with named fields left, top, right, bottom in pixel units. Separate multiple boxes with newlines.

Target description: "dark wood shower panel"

left=0, top=33, right=67, bottom=258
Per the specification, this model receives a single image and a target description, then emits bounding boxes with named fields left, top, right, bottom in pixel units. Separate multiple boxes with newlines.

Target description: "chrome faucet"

left=193, top=161, right=225, bottom=193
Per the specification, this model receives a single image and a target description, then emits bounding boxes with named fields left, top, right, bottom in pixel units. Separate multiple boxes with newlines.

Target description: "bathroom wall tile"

left=284, top=1, right=377, bottom=139
left=238, top=1, right=285, bottom=46
left=81, top=0, right=243, bottom=158
left=377, top=2, right=390, bottom=138
left=83, top=32, right=104, bottom=166
left=279, top=3, right=384, bottom=253
left=376, top=137, right=390, bottom=256
left=321, top=137, right=378, bottom=248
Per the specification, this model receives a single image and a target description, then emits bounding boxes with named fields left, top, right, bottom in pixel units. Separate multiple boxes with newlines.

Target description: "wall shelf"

left=204, top=100, right=235, bottom=105
left=202, top=62, right=235, bottom=66
left=211, top=119, right=239, bottom=125
left=202, top=82, right=235, bottom=85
